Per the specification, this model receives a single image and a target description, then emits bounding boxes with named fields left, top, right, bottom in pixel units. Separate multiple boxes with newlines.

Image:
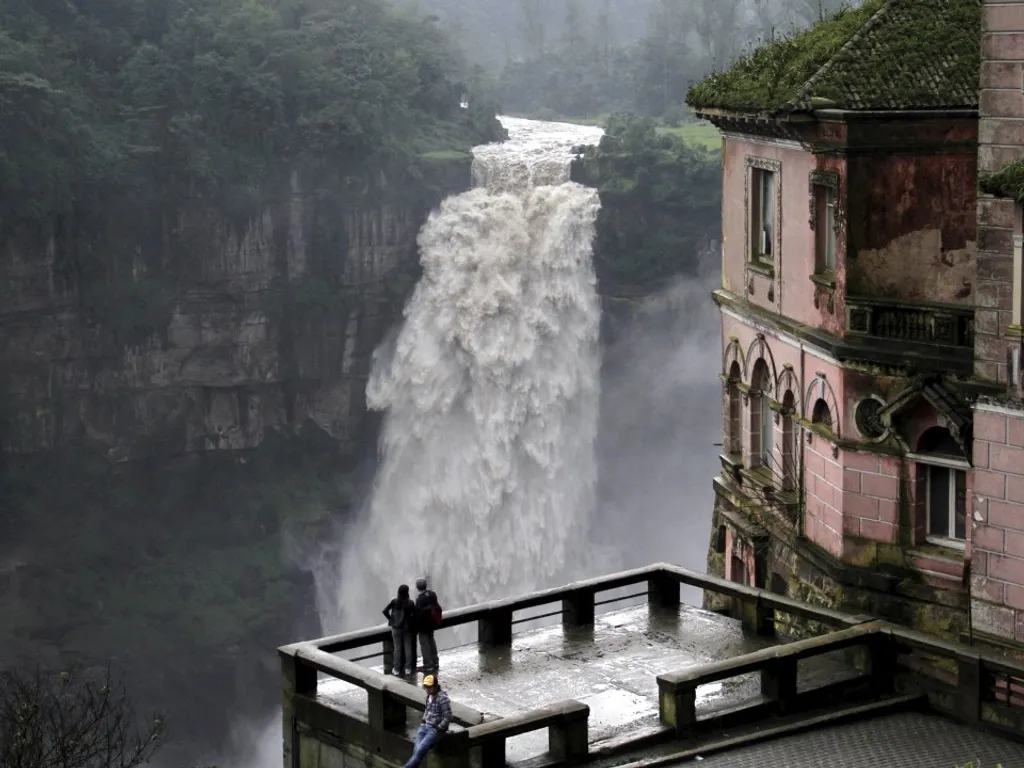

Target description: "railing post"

left=478, top=607, right=514, bottom=646
left=648, top=571, right=680, bottom=609
left=367, top=688, right=407, bottom=732
left=867, top=631, right=896, bottom=696
left=435, top=728, right=470, bottom=768
left=280, top=648, right=317, bottom=768
left=563, top=588, right=595, bottom=628
left=657, top=675, right=696, bottom=738
left=549, top=708, right=590, bottom=765
left=476, top=738, right=506, bottom=767
left=956, top=655, right=983, bottom=726
left=281, top=649, right=318, bottom=698
left=760, top=657, right=798, bottom=711
left=739, top=594, right=774, bottom=636
left=382, top=632, right=395, bottom=674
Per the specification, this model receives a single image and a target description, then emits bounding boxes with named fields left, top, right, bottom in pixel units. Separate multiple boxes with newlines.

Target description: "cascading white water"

left=319, top=117, right=606, bottom=631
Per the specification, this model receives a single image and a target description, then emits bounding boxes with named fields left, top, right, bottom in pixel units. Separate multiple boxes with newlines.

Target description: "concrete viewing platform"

left=318, top=602, right=855, bottom=761
left=280, top=564, right=1024, bottom=768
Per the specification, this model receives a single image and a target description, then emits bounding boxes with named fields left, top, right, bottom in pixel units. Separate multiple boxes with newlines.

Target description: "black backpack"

left=426, top=591, right=443, bottom=630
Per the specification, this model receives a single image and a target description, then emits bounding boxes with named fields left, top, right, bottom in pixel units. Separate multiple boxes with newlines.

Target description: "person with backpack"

left=414, top=577, right=442, bottom=674
left=383, top=584, right=416, bottom=676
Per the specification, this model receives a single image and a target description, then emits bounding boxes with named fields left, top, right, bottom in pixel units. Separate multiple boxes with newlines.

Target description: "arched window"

left=749, top=360, right=773, bottom=469
left=727, top=362, right=742, bottom=455
left=915, top=427, right=967, bottom=545
left=781, top=390, right=796, bottom=490
left=811, top=398, right=833, bottom=431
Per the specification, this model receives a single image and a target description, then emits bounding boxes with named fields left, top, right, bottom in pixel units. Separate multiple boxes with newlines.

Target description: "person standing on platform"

left=383, top=583, right=416, bottom=676
left=414, top=577, right=442, bottom=674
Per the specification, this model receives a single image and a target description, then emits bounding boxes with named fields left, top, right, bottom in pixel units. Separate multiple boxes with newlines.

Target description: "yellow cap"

left=423, top=675, right=436, bottom=687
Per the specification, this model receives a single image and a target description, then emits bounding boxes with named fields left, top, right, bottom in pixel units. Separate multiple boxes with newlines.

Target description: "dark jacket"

left=383, top=597, right=415, bottom=630
left=414, top=590, right=438, bottom=634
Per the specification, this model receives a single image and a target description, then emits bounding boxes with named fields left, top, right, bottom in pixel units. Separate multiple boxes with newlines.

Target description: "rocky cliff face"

left=0, top=158, right=471, bottom=459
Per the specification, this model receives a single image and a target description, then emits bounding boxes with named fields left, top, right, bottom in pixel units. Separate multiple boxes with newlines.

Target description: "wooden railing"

left=845, top=296, right=974, bottom=348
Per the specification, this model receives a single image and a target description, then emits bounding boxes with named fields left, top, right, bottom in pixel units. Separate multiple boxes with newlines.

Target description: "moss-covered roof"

left=686, top=0, right=981, bottom=116
left=980, top=158, right=1024, bottom=202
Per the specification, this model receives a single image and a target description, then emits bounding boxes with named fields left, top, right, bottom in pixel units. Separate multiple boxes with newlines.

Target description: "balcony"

left=845, top=297, right=974, bottom=349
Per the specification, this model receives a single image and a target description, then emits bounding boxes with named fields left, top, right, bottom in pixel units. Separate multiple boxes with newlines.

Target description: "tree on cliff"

left=0, top=665, right=210, bottom=768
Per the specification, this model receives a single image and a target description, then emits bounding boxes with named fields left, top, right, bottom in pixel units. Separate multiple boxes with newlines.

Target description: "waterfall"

left=319, top=117, right=606, bottom=630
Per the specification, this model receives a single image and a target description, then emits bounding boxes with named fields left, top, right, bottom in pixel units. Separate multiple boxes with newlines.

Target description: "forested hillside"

left=395, top=0, right=861, bottom=118
left=0, top=1, right=502, bottom=764
left=0, top=0, right=501, bottom=238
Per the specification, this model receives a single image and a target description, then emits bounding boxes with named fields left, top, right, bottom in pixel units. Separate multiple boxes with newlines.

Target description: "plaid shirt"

left=422, top=690, right=452, bottom=731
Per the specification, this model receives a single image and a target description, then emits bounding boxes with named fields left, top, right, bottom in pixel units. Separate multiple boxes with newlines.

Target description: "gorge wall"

left=0, top=157, right=472, bottom=460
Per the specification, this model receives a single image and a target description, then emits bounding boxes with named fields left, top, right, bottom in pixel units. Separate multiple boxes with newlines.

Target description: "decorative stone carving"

left=854, top=397, right=887, bottom=440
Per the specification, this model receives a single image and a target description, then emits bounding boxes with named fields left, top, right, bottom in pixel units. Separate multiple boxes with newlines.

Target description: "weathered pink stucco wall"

left=721, top=137, right=828, bottom=330
left=970, top=402, right=1024, bottom=640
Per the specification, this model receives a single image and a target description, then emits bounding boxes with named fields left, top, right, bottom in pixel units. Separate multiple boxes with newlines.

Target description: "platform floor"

left=318, top=602, right=857, bottom=762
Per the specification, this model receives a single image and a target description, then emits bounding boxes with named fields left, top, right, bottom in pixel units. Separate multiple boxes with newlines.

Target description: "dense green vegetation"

left=0, top=0, right=505, bottom=759
left=0, top=0, right=502, bottom=237
left=981, top=158, right=1024, bottom=203
left=572, top=114, right=722, bottom=297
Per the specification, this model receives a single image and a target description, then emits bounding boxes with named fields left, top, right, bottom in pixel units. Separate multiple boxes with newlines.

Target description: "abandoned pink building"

left=687, top=0, right=1024, bottom=651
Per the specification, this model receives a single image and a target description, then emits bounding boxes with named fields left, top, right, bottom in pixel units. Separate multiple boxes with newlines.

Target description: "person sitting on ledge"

left=402, top=674, right=451, bottom=768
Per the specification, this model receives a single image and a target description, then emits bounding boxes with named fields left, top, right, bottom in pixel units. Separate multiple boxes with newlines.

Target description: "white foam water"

left=318, top=117, right=606, bottom=630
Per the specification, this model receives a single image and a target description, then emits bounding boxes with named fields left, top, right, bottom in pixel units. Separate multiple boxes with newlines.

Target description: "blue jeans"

left=402, top=723, right=443, bottom=768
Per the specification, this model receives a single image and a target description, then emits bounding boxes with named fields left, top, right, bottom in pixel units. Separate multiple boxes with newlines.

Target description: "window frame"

left=746, top=156, right=781, bottom=268
left=910, top=452, right=969, bottom=550
left=809, top=171, right=840, bottom=276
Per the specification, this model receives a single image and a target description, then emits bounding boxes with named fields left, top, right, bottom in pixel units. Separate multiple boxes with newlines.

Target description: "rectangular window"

left=750, top=168, right=774, bottom=262
left=925, top=464, right=967, bottom=543
left=815, top=185, right=837, bottom=272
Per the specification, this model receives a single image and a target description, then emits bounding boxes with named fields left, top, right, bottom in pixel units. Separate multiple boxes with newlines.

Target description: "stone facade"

left=692, top=0, right=1007, bottom=645
left=970, top=398, right=1024, bottom=641
left=976, top=0, right=1024, bottom=384
left=698, top=0, right=1024, bottom=655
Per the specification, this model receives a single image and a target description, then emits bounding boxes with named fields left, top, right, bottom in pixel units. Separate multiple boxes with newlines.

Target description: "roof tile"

left=686, top=0, right=981, bottom=115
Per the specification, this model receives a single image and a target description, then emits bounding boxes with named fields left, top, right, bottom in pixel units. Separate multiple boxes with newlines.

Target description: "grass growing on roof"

left=686, top=0, right=884, bottom=112
left=980, top=159, right=1024, bottom=202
